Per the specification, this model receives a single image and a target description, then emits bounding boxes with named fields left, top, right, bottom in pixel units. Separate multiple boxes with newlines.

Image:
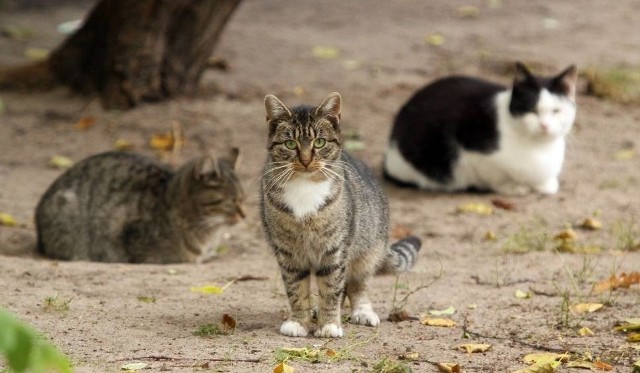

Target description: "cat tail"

left=378, top=236, right=422, bottom=274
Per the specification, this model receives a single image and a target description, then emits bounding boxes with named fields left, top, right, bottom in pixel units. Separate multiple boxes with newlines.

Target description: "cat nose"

left=300, top=158, right=311, bottom=167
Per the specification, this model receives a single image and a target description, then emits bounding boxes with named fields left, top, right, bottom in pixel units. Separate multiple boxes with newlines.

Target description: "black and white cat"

left=383, top=62, right=578, bottom=195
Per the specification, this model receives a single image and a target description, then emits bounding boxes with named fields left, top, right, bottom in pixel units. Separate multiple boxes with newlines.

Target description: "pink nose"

left=300, top=158, right=311, bottom=167
left=541, top=123, right=549, bottom=133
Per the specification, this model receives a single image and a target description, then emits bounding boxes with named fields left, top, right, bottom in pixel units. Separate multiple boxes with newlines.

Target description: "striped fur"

left=260, top=92, right=422, bottom=338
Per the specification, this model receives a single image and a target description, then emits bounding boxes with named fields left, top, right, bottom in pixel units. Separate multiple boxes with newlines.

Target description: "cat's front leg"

left=533, top=178, right=559, bottom=195
left=314, top=263, right=346, bottom=338
left=279, top=265, right=312, bottom=337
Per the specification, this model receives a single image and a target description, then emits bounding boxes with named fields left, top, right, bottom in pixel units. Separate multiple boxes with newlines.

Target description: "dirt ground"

left=1, top=0, right=639, bottom=372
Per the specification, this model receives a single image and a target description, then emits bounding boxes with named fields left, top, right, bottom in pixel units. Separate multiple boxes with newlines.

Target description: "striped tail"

left=379, top=236, right=422, bottom=274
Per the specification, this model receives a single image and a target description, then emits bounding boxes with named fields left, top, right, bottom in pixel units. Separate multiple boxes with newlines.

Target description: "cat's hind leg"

left=346, top=276, right=380, bottom=327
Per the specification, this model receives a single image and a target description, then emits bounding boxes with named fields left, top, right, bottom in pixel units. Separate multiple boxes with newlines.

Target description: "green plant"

left=612, top=218, right=640, bottom=251
left=0, top=308, right=72, bottom=373
left=193, top=323, right=223, bottom=337
left=372, top=357, right=412, bottom=373
left=502, top=220, right=552, bottom=253
left=42, top=295, right=71, bottom=313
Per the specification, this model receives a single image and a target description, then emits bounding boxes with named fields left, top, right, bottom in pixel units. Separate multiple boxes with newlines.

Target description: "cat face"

left=509, top=63, right=577, bottom=139
left=263, top=92, right=343, bottom=181
left=189, top=148, right=246, bottom=224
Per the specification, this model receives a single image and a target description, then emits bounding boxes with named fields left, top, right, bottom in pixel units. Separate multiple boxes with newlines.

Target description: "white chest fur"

left=282, top=177, right=333, bottom=219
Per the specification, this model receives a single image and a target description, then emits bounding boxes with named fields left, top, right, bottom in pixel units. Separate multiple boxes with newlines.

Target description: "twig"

left=470, top=275, right=534, bottom=287
left=109, top=355, right=261, bottom=363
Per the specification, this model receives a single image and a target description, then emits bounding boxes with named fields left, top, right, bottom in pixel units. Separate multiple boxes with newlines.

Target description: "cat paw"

left=314, top=323, right=343, bottom=338
left=280, top=320, right=309, bottom=337
left=350, top=305, right=380, bottom=326
left=534, top=179, right=559, bottom=195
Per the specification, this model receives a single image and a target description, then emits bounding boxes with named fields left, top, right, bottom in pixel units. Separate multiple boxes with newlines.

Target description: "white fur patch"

left=280, top=320, right=308, bottom=337
left=314, top=323, right=344, bottom=338
left=384, top=142, right=446, bottom=190
left=282, top=177, right=333, bottom=219
left=350, top=304, right=380, bottom=327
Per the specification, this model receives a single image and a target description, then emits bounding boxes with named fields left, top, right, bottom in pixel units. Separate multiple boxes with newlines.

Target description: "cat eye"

left=284, top=140, right=297, bottom=150
left=313, top=138, right=326, bottom=148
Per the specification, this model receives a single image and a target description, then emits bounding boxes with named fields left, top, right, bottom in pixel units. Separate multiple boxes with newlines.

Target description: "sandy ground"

left=1, top=0, right=639, bottom=372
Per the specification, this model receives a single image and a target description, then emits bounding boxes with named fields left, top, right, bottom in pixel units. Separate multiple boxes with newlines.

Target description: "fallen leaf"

left=121, top=362, right=148, bottom=371
left=593, top=272, right=640, bottom=293
left=49, top=155, right=74, bottom=169
left=437, top=362, right=461, bottom=373
left=578, top=327, right=594, bottom=336
left=312, top=45, right=340, bottom=59
left=344, top=140, right=366, bottom=151
left=167, top=268, right=177, bottom=275
left=627, top=333, right=640, bottom=342
left=491, top=198, right=516, bottom=211
left=458, top=343, right=491, bottom=353
left=425, top=33, right=445, bottom=46
left=325, top=349, right=337, bottom=358
left=114, top=139, right=134, bottom=150
left=615, top=319, right=640, bottom=332
left=421, top=318, right=457, bottom=327
left=136, top=296, right=156, bottom=303
left=150, top=133, right=175, bottom=151
left=457, top=6, right=480, bottom=18
left=221, top=314, right=236, bottom=331
left=614, top=148, right=635, bottom=160
left=554, top=228, right=578, bottom=241
left=429, top=306, right=456, bottom=316
left=24, top=47, right=49, bottom=61
left=579, top=218, right=602, bottom=230
left=273, top=362, right=294, bottom=373
left=0, top=212, right=17, bottom=227
left=571, top=303, right=603, bottom=314
left=391, top=224, right=413, bottom=239
left=523, top=353, right=570, bottom=365
left=515, top=290, right=532, bottom=299
left=399, top=352, right=419, bottom=361
left=189, top=281, right=234, bottom=294
left=456, top=202, right=492, bottom=215
left=292, top=85, right=305, bottom=97
left=388, top=309, right=418, bottom=322
left=484, top=231, right=497, bottom=241
left=74, top=116, right=96, bottom=130
left=511, top=362, right=559, bottom=373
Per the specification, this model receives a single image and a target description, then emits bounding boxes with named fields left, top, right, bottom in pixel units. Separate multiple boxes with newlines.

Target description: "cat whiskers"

left=265, top=165, right=295, bottom=194
left=325, top=159, right=357, bottom=179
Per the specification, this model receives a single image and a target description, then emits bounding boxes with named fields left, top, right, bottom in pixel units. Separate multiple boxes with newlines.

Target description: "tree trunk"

left=0, top=0, right=242, bottom=109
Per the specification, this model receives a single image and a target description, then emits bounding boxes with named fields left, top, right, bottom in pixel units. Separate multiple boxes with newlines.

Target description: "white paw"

left=350, top=305, right=380, bottom=326
left=535, top=178, right=559, bottom=195
left=280, top=320, right=308, bottom=337
left=314, top=323, right=343, bottom=338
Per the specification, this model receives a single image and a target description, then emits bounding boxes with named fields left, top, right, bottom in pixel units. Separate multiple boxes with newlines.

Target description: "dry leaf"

left=190, top=280, right=234, bottom=294
left=429, top=306, right=456, bottom=316
left=614, top=148, right=635, bottom=160
left=578, top=327, right=594, bottom=336
left=49, top=155, right=73, bottom=169
left=615, top=319, right=640, bottom=332
left=221, top=314, right=236, bottom=331
left=515, top=290, right=532, bottom=299
left=456, top=202, right=492, bottom=215
left=579, top=218, right=602, bottom=230
left=421, top=318, right=457, bottom=327
left=273, top=362, right=294, bottom=373
left=523, top=353, right=569, bottom=365
left=74, top=116, right=96, bottom=130
left=554, top=228, right=578, bottom=241
left=388, top=309, right=419, bottom=322
left=458, top=343, right=491, bottom=353
left=512, top=362, right=558, bottom=373
left=121, top=362, right=148, bottom=371
left=437, top=362, right=461, bottom=373
left=627, top=333, right=640, bottom=342
left=593, top=271, right=640, bottom=293
left=484, top=231, right=497, bottom=241
left=425, top=33, right=445, bottom=46
left=150, top=133, right=174, bottom=151
left=391, top=224, right=413, bottom=239
left=571, top=303, right=603, bottom=314
left=491, top=198, right=516, bottom=211
left=312, top=45, right=340, bottom=59
left=114, top=139, right=134, bottom=150
left=0, top=212, right=17, bottom=227
left=399, top=352, right=419, bottom=361
left=325, top=349, right=337, bottom=358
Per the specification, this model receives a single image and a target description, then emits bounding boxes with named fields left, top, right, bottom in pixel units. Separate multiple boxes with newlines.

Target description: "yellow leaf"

left=74, top=116, right=96, bottom=130
left=150, top=133, right=175, bottom=151
left=49, top=155, right=74, bottom=169
left=484, top=231, right=497, bottom=241
left=421, top=318, right=457, bottom=327
left=628, top=333, right=640, bottom=342
left=554, top=228, right=578, bottom=241
left=0, top=212, right=17, bottom=227
left=515, top=290, right=532, bottom=299
left=325, top=349, right=337, bottom=358
left=512, top=362, right=559, bottom=373
left=312, top=45, right=340, bottom=59
left=457, top=6, right=480, bottom=18
left=114, top=139, right=134, bottom=150
left=399, top=352, right=419, bottom=361
left=190, top=285, right=223, bottom=294
left=121, top=362, right=148, bottom=371
left=425, top=33, right=445, bottom=46
left=273, top=362, right=294, bottom=373
left=24, top=47, right=49, bottom=61
left=429, top=306, right=456, bottom=316
left=614, top=148, right=635, bottom=160
left=437, top=362, right=461, bottom=372
left=458, top=343, right=491, bottom=353
left=523, top=353, right=569, bottom=365
left=571, top=303, right=603, bottom=314
left=456, top=202, right=492, bottom=215
left=578, top=327, right=594, bottom=336
left=579, top=217, right=602, bottom=230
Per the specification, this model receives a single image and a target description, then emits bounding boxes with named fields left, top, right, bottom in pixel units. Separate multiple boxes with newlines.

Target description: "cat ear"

left=513, top=62, right=535, bottom=85
left=228, top=147, right=241, bottom=170
left=552, top=65, right=578, bottom=101
left=315, top=92, right=341, bottom=124
left=193, top=156, right=219, bottom=182
left=264, top=94, right=292, bottom=122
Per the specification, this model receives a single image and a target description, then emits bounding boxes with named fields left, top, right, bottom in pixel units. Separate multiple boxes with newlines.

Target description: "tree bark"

left=0, top=0, right=242, bottom=109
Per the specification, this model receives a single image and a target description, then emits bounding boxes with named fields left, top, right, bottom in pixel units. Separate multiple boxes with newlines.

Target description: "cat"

left=36, top=149, right=245, bottom=264
left=383, top=62, right=578, bottom=195
left=260, top=92, right=422, bottom=338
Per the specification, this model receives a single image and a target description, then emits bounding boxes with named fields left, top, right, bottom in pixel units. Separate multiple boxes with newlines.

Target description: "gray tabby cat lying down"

left=36, top=150, right=245, bottom=263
